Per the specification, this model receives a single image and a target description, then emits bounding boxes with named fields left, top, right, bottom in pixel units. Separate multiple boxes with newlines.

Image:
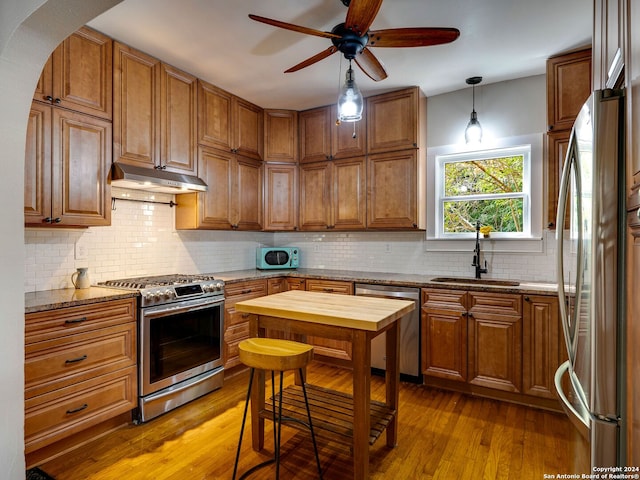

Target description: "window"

left=435, top=145, right=531, bottom=238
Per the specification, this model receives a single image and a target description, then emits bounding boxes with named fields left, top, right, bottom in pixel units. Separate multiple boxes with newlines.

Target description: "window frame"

left=434, top=145, right=532, bottom=239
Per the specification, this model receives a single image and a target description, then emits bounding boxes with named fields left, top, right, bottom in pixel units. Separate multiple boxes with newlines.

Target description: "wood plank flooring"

left=39, top=362, right=589, bottom=479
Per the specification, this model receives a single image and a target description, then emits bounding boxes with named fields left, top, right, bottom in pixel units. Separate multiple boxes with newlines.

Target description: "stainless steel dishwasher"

left=355, top=283, right=421, bottom=383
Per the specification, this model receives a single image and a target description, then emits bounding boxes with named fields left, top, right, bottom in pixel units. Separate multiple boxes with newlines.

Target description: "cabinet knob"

left=54, top=97, right=61, bottom=104
left=43, top=217, right=52, bottom=223
left=548, top=222, right=555, bottom=228
left=524, top=296, right=530, bottom=302
left=44, top=95, right=53, bottom=102
left=53, top=217, right=62, bottom=223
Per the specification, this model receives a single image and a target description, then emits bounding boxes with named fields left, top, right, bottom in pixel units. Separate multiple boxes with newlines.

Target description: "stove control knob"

left=215, top=281, right=224, bottom=291
left=164, top=289, right=174, bottom=299
left=144, top=292, right=156, bottom=302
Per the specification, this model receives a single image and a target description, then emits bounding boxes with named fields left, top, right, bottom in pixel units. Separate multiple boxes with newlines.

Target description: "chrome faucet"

left=472, top=221, right=488, bottom=279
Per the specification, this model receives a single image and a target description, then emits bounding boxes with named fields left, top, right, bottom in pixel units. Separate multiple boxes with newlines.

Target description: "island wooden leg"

left=385, top=319, right=400, bottom=447
left=352, top=330, right=371, bottom=479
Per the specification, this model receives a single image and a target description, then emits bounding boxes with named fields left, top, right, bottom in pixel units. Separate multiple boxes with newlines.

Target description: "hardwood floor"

left=39, top=363, right=589, bottom=479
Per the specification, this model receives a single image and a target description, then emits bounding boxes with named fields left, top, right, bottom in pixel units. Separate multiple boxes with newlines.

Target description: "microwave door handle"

left=556, top=127, right=578, bottom=363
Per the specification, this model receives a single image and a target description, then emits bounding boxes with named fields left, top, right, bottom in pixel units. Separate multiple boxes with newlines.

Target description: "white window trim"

left=425, top=134, right=544, bottom=253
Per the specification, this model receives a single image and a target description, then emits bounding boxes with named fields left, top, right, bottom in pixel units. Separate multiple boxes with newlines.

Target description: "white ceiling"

left=89, top=0, right=592, bottom=111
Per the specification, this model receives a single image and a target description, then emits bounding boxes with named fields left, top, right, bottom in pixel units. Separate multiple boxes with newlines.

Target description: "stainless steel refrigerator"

left=554, top=88, right=626, bottom=469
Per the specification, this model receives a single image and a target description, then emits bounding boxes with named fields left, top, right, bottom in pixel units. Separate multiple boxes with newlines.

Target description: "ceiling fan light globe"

left=337, top=68, right=363, bottom=122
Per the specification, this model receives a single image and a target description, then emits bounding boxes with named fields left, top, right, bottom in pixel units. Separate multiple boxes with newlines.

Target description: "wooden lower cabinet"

left=223, top=279, right=268, bottom=369
left=421, top=288, right=467, bottom=382
left=305, top=279, right=354, bottom=361
left=522, top=294, right=562, bottom=399
left=422, top=287, right=561, bottom=409
left=24, top=297, right=137, bottom=463
left=467, top=291, right=522, bottom=393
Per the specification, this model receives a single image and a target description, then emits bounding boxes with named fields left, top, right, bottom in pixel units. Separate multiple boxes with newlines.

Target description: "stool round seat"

left=238, top=338, right=314, bottom=372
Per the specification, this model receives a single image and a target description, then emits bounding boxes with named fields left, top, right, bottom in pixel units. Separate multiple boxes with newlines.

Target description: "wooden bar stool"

left=232, top=338, right=323, bottom=480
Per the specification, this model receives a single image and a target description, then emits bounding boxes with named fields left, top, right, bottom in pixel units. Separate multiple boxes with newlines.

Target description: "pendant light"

left=465, top=76, right=483, bottom=144
left=337, top=59, right=363, bottom=123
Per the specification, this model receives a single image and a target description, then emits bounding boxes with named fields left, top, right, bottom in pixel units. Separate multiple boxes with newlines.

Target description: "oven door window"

left=149, top=307, right=221, bottom=384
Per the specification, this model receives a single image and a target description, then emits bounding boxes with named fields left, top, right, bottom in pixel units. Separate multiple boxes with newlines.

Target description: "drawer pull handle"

left=65, top=354, right=88, bottom=364
left=241, top=289, right=252, bottom=294
left=323, top=288, right=334, bottom=292
left=66, top=403, right=88, bottom=415
left=65, top=316, right=87, bottom=325
left=241, top=313, right=250, bottom=318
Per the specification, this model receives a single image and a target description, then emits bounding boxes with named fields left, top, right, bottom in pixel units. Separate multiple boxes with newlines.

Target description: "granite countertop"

left=216, top=268, right=559, bottom=296
left=25, top=269, right=558, bottom=314
left=25, top=286, right=138, bottom=314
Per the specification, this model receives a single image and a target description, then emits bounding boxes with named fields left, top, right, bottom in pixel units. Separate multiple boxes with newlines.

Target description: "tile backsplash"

left=24, top=188, right=558, bottom=292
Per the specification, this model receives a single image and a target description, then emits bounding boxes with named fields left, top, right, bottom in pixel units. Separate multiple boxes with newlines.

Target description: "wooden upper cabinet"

left=366, top=87, right=419, bottom=154
left=114, top=42, right=197, bottom=174
left=299, top=106, right=332, bottom=163
left=25, top=100, right=111, bottom=227
left=175, top=146, right=262, bottom=230
left=159, top=63, right=197, bottom=174
left=35, top=26, right=112, bottom=120
left=299, top=157, right=366, bottom=231
left=546, top=48, right=592, bottom=132
left=113, top=41, right=160, bottom=169
left=197, top=79, right=263, bottom=160
left=547, top=130, right=571, bottom=229
left=264, top=109, right=298, bottom=163
left=264, top=163, right=298, bottom=231
left=299, top=105, right=365, bottom=163
left=367, top=150, right=419, bottom=229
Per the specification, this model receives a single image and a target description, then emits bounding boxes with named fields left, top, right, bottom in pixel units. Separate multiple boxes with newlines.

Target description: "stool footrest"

left=261, top=384, right=396, bottom=447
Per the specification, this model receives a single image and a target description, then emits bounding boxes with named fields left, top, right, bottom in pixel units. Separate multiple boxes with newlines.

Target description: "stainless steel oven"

left=101, top=274, right=225, bottom=422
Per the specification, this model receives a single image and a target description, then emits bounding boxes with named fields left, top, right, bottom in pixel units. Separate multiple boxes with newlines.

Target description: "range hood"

left=110, top=162, right=207, bottom=194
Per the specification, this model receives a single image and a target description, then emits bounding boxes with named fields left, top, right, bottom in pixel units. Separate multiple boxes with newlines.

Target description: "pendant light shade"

left=337, top=61, right=363, bottom=123
left=464, top=76, right=483, bottom=144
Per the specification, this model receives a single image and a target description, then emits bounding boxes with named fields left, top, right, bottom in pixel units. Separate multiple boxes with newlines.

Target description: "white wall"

left=0, top=1, right=122, bottom=477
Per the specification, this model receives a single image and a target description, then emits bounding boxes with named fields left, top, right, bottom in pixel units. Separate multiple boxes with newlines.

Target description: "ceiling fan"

left=249, top=0, right=460, bottom=82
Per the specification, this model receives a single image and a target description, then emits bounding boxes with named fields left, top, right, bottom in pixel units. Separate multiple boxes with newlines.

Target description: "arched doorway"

left=0, top=1, right=122, bottom=477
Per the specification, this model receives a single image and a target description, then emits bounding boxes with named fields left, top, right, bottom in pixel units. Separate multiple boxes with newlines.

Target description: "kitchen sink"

left=430, top=277, right=520, bottom=287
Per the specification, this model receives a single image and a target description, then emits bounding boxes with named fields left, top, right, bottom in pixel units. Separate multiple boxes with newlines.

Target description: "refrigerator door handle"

left=554, top=360, right=590, bottom=439
left=556, top=127, right=584, bottom=366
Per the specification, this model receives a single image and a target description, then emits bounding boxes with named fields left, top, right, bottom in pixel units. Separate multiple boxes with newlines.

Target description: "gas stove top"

left=101, top=274, right=225, bottom=307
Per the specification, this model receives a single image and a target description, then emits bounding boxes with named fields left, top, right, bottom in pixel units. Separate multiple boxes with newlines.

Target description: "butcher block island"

left=235, top=290, right=415, bottom=480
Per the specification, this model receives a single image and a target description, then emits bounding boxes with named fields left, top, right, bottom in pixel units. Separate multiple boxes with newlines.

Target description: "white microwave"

left=256, top=247, right=299, bottom=270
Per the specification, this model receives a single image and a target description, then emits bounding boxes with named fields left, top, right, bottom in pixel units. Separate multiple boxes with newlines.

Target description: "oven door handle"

left=142, top=300, right=224, bottom=320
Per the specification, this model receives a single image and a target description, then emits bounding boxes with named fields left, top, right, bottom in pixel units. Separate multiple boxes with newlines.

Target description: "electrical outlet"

left=384, top=243, right=392, bottom=253
left=313, top=244, right=320, bottom=253
left=75, top=243, right=88, bottom=260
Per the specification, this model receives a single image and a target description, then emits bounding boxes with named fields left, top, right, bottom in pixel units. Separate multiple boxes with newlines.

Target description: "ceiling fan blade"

left=345, top=0, right=384, bottom=36
left=354, top=48, right=387, bottom=81
left=285, top=46, right=338, bottom=73
left=249, top=14, right=340, bottom=40
left=368, top=27, right=460, bottom=48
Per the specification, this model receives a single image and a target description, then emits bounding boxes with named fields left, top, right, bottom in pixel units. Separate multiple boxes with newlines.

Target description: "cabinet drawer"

left=25, top=298, right=136, bottom=343
left=225, top=322, right=250, bottom=342
left=469, top=291, right=521, bottom=317
left=25, top=366, right=137, bottom=453
left=226, top=309, right=256, bottom=328
left=224, top=279, right=267, bottom=299
left=25, top=323, right=136, bottom=398
left=305, top=279, right=353, bottom=295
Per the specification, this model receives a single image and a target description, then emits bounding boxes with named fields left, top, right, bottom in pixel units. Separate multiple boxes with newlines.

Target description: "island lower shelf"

left=260, top=383, right=396, bottom=446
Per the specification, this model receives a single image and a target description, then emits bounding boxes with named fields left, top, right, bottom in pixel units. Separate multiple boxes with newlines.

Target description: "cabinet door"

left=160, top=63, right=197, bottom=174
left=305, top=280, right=353, bottom=360
left=333, top=156, right=366, bottom=230
left=264, top=163, right=298, bottom=231
left=546, top=130, right=571, bottom=229
left=421, top=288, right=468, bottom=382
left=366, top=87, right=418, bottom=154
left=331, top=105, right=366, bottom=159
left=51, top=27, right=113, bottom=119
left=299, top=161, right=331, bottom=230
left=546, top=48, right=592, bottom=132
left=522, top=295, right=561, bottom=399
left=264, top=109, right=298, bottom=163
left=197, top=79, right=233, bottom=151
left=468, top=292, right=522, bottom=393
left=113, top=42, right=160, bottom=168
left=267, top=278, right=287, bottom=295
left=233, top=156, right=263, bottom=230
left=234, top=97, right=263, bottom=160
left=51, top=109, right=111, bottom=226
left=299, top=106, right=332, bottom=163
left=24, top=103, right=52, bottom=224
left=286, top=278, right=306, bottom=291
left=367, top=150, right=417, bottom=229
